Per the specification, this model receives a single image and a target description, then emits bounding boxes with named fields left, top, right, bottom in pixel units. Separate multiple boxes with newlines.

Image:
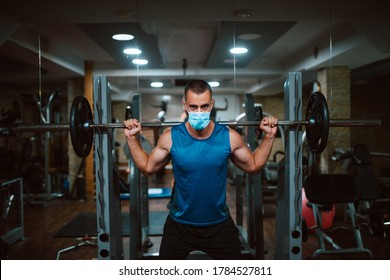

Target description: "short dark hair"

left=184, top=79, right=212, bottom=100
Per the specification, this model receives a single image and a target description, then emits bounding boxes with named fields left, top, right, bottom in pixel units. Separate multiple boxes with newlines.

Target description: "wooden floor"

left=2, top=170, right=390, bottom=260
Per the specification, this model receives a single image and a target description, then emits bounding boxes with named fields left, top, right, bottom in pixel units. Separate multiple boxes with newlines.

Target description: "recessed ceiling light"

left=115, top=10, right=137, bottom=18
left=112, top=34, right=134, bottom=41
left=230, top=47, right=248, bottom=54
left=132, top=58, right=148, bottom=65
left=151, top=82, right=163, bottom=88
left=238, top=33, right=261, bottom=40
left=234, top=9, right=254, bottom=18
left=123, top=48, right=141, bottom=55
left=208, top=81, right=220, bottom=87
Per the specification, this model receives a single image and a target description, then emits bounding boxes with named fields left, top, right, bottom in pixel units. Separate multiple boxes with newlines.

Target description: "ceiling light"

left=234, top=9, right=254, bottom=18
left=151, top=82, right=163, bottom=88
left=115, top=10, right=137, bottom=18
left=208, top=81, right=220, bottom=87
left=112, top=34, right=134, bottom=41
left=132, top=58, right=148, bottom=65
left=123, top=48, right=141, bottom=55
left=238, top=33, right=261, bottom=40
left=230, top=47, right=248, bottom=54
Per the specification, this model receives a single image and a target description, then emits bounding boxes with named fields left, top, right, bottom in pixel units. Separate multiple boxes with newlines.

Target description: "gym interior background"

left=0, top=0, right=389, bottom=260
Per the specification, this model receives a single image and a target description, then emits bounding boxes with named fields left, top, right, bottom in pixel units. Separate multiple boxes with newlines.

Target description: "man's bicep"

left=230, top=132, right=254, bottom=171
left=147, top=130, right=171, bottom=172
left=149, top=146, right=170, bottom=168
left=231, top=145, right=254, bottom=170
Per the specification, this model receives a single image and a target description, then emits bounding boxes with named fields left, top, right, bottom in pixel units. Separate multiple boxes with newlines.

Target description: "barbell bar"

left=4, top=119, right=381, bottom=133
left=102, top=119, right=382, bottom=128
left=0, top=92, right=382, bottom=157
left=6, top=119, right=381, bottom=132
left=7, top=118, right=381, bottom=131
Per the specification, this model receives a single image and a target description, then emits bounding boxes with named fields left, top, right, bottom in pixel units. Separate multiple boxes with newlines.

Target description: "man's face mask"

left=187, top=111, right=211, bottom=130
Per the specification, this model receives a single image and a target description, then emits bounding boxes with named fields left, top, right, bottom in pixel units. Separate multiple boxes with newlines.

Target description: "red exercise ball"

left=302, top=188, right=335, bottom=230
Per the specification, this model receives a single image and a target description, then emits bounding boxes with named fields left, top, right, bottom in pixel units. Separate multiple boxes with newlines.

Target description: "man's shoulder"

left=161, top=127, right=172, bottom=137
left=157, top=127, right=173, bottom=150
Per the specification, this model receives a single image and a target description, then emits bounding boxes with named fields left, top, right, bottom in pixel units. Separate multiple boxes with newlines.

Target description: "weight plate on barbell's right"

left=69, top=96, right=93, bottom=158
left=305, top=91, right=329, bottom=154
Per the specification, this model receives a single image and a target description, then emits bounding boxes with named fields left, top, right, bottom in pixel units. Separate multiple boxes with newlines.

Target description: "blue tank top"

left=170, top=122, right=231, bottom=226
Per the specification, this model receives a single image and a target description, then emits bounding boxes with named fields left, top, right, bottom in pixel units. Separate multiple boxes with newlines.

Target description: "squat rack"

left=88, top=72, right=356, bottom=259
left=90, top=72, right=302, bottom=260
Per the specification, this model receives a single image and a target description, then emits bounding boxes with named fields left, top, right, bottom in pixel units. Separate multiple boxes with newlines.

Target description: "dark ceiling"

left=0, top=0, right=389, bottom=101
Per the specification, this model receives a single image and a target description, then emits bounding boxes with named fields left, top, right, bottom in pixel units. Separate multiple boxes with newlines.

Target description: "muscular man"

left=124, top=79, right=277, bottom=259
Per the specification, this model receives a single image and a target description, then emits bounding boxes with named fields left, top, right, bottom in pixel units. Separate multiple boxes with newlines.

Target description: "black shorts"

left=159, top=215, right=242, bottom=260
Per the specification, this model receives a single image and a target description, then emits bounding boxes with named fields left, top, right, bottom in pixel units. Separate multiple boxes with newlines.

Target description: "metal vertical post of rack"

left=128, top=93, right=146, bottom=260
left=240, top=93, right=264, bottom=259
left=94, top=75, right=123, bottom=259
left=275, top=72, right=303, bottom=259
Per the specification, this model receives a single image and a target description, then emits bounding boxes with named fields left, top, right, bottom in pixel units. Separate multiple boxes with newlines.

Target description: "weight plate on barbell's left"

left=70, top=96, right=93, bottom=158
left=306, top=91, right=329, bottom=154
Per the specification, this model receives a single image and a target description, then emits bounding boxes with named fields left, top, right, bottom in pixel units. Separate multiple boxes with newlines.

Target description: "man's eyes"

left=189, top=105, right=209, bottom=110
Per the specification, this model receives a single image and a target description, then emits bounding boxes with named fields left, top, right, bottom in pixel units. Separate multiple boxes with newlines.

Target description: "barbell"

left=1, top=92, right=381, bottom=157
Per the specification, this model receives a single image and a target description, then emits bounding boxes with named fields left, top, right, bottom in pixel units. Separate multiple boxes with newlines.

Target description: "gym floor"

left=3, top=169, right=390, bottom=260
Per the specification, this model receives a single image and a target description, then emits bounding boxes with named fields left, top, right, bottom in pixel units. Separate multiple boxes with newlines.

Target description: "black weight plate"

left=69, top=96, right=93, bottom=158
left=305, top=92, right=329, bottom=154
